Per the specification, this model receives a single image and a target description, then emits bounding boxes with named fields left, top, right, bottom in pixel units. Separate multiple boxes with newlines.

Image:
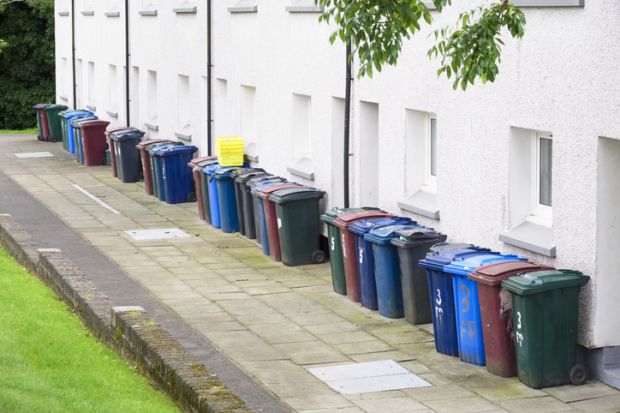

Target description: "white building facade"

left=55, top=0, right=620, bottom=385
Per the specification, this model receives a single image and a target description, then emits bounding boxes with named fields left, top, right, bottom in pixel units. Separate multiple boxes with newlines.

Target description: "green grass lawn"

left=0, top=128, right=38, bottom=134
left=0, top=248, right=181, bottom=413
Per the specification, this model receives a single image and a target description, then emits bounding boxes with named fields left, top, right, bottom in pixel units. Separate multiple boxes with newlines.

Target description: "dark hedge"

left=0, top=1, right=54, bottom=129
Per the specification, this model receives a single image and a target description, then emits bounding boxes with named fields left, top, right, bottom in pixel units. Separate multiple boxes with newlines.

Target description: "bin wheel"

left=187, top=192, right=197, bottom=202
left=569, top=364, right=588, bottom=385
left=312, top=250, right=327, bottom=264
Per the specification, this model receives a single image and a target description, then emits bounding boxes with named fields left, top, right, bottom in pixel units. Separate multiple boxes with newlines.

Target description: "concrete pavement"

left=1, top=134, right=619, bottom=413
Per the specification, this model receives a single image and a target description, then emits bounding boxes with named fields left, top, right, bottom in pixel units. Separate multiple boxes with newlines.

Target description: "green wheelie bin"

left=269, top=187, right=326, bottom=266
left=320, top=207, right=380, bottom=295
left=502, top=270, right=590, bottom=389
left=44, top=104, right=69, bottom=142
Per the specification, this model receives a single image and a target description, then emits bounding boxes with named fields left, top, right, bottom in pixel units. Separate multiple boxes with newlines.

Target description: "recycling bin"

left=160, top=145, right=198, bottom=204
left=419, top=243, right=492, bottom=357
left=269, top=187, right=326, bottom=266
left=258, top=183, right=303, bottom=261
left=390, top=227, right=448, bottom=324
left=333, top=210, right=394, bottom=303
left=232, top=169, right=266, bottom=237
left=349, top=216, right=414, bottom=310
left=444, top=253, right=526, bottom=366
left=79, top=120, right=111, bottom=166
left=249, top=178, right=287, bottom=255
left=364, top=224, right=429, bottom=318
left=40, top=105, right=51, bottom=141
left=148, top=142, right=183, bottom=198
left=105, top=127, right=132, bottom=177
left=136, top=139, right=173, bottom=194
left=214, top=167, right=246, bottom=233
left=468, top=262, right=553, bottom=377
left=33, top=103, right=50, bottom=140
left=320, top=207, right=380, bottom=296
left=247, top=175, right=281, bottom=245
left=43, top=104, right=68, bottom=142
left=71, top=116, right=98, bottom=164
left=204, top=163, right=223, bottom=228
left=237, top=170, right=270, bottom=239
left=60, top=110, right=92, bottom=153
left=502, top=270, right=590, bottom=389
left=188, top=156, right=218, bottom=219
left=200, top=162, right=221, bottom=226
left=110, top=128, right=146, bottom=183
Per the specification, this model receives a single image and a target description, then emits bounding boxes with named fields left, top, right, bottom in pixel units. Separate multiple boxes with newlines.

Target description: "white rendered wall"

left=55, top=1, right=620, bottom=349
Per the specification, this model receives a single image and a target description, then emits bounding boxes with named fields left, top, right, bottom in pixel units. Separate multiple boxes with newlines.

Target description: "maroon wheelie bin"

left=79, top=120, right=111, bottom=166
left=188, top=156, right=218, bottom=220
left=136, top=139, right=173, bottom=194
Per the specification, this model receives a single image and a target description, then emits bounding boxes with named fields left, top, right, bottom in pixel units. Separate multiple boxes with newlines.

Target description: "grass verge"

left=0, top=128, right=38, bottom=134
left=0, top=247, right=181, bottom=413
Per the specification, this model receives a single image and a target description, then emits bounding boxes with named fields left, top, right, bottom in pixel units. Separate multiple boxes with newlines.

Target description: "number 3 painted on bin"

left=330, top=237, right=335, bottom=251
left=516, top=311, right=522, bottom=329
left=358, top=248, right=363, bottom=264
left=460, top=284, right=470, bottom=312
left=435, top=289, right=442, bottom=305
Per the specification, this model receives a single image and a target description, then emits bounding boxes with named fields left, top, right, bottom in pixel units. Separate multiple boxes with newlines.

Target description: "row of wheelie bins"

left=33, top=103, right=69, bottom=142
left=323, top=207, right=590, bottom=389
left=189, top=165, right=327, bottom=266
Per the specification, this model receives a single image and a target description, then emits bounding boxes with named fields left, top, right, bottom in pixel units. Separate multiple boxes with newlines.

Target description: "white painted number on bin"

left=515, top=311, right=524, bottom=347
left=330, top=236, right=335, bottom=251
left=341, top=234, right=347, bottom=258
left=277, top=218, right=282, bottom=229
left=358, top=248, right=364, bottom=264
left=434, top=289, right=444, bottom=322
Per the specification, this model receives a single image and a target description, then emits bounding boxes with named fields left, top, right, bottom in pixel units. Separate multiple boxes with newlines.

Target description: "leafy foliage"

left=429, top=2, right=525, bottom=90
left=0, top=0, right=54, bottom=129
left=316, top=0, right=526, bottom=90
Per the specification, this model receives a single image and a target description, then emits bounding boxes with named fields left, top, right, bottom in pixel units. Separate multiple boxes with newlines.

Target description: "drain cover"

left=14, top=152, right=54, bottom=158
left=125, top=228, right=190, bottom=241
left=308, top=360, right=430, bottom=394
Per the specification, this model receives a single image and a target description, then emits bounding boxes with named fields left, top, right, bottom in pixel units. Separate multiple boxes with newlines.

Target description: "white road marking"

left=14, top=152, right=54, bottom=158
left=72, top=184, right=121, bottom=215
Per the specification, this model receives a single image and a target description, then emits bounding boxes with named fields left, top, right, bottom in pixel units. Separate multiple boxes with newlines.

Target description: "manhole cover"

left=14, top=152, right=54, bottom=158
left=125, top=228, right=190, bottom=241
left=308, top=360, right=430, bottom=394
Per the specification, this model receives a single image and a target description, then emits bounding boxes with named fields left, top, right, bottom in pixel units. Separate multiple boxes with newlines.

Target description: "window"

left=146, top=70, right=158, bottom=130
left=107, top=64, right=118, bottom=117
left=398, top=109, right=439, bottom=220
left=76, top=59, right=83, bottom=108
left=87, top=62, right=95, bottom=109
left=359, top=101, right=379, bottom=206
left=177, top=75, right=190, bottom=129
left=240, top=85, right=257, bottom=161
left=131, top=66, right=140, bottom=125
left=61, top=57, right=68, bottom=99
left=287, top=94, right=314, bottom=181
left=500, top=127, right=555, bottom=257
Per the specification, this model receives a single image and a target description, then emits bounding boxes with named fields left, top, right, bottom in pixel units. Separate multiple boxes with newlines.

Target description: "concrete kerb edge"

left=0, top=215, right=251, bottom=413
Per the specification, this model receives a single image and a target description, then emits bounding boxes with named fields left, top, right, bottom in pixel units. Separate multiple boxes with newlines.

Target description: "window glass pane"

left=539, top=137, right=552, bottom=206
left=430, top=117, right=437, bottom=177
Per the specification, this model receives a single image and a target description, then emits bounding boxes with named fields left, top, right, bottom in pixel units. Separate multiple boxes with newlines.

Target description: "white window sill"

left=286, top=0, right=323, bottom=13
left=81, top=10, right=94, bottom=16
left=58, top=10, right=70, bottom=17
left=174, top=127, right=192, bottom=142
left=398, top=189, right=439, bottom=220
left=511, top=0, right=583, bottom=7
left=139, top=9, right=158, bottom=16
left=145, top=121, right=159, bottom=131
left=106, top=110, right=118, bottom=119
left=59, top=95, right=68, bottom=102
left=287, top=157, right=315, bottom=181
left=104, top=10, right=120, bottom=17
left=499, top=220, right=556, bottom=257
left=86, top=104, right=97, bottom=112
left=244, top=142, right=259, bottom=163
left=228, top=0, right=257, bottom=13
left=174, top=2, right=197, bottom=14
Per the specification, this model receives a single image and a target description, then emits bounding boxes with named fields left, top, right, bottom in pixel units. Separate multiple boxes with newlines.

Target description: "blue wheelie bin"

left=61, top=110, right=92, bottom=153
left=250, top=177, right=287, bottom=254
left=419, top=244, right=493, bottom=357
left=443, top=253, right=526, bottom=366
left=151, top=144, right=177, bottom=201
left=364, top=223, right=429, bottom=318
left=70, top=116, right=98, bottom=164
left=349, top=217, right=415, bottom=310
left=214, top=167, right=246, bottom=233
left=160, top=145, right=198, bottom=204
left=204, top=163, right=223, bottom=228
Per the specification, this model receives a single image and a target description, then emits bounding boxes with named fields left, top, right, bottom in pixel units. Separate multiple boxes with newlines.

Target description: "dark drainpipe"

left=343, top=40, right=352, bottom=208
left=125, top=0, right=130, bottom=126
left=71, top=0, right=77, bottom=108
left=207, top=0, right=213, bottom=155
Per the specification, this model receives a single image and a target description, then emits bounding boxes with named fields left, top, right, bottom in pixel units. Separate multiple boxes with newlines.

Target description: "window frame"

left=423, top=114, right=437, bottom=191
left=529, top=131, right=553, bottom=225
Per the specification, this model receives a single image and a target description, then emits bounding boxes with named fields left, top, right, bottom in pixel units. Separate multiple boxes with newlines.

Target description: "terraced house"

left=54, top=0, right=620, bottom=388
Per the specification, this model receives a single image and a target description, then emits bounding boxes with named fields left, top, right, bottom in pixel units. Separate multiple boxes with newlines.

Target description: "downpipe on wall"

left=71, top=0, right=76, bottom=108
left=343, top=41, right=352, bottom=208
left=125, top=0, right=130, bottom=126
left=206, top=0, right=213, bottom=156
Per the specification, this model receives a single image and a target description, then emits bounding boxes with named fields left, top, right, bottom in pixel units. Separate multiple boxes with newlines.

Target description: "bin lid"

left=203, top=163, right=222, bottom=175
left=364, top=224, right=426, bottom=246
left=61, top=110, right=93, bottom=119
left=33, top=103, right=51, bottom=109
left=444, top=253, right=526, bottom=277
left=418, top=243, right=492, bottom=271
left=468, top=262, right=554, bottom=287
left=152, top=143, right=184, bottom=156
left=501, top=269, right=590, bottom=296
left=137, top=139, right=172, bottom=149
left=333, top=210, right=394, bottom=230
left=78, top=120, right=111, bottom=129
left=45, top=104, right=68, bottom=110
left=160, top=145, right=198, bottom=157
left=257, top=183, right=303, bottom=199
left=188, top=155, right=217, bottom=167
left=390, top=227, right=447, bottom=249
left=348, top=217, right=414, bottom=236
left=111, top=129, right=146, bottom=141
left=70, top=116, right=98, bottom=126
left=214, top=167, right=245, bottom=179
left=320, top=207, right=381, bottom=224
left=251, top=178, right=288, bottom=195
left=234, top=169, right=268, bottom=184
left=190, top=158, right=218, bottom=169
left=269, top=187, right=325, bottom=204
left=249, top=176, right=285, bottom=189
